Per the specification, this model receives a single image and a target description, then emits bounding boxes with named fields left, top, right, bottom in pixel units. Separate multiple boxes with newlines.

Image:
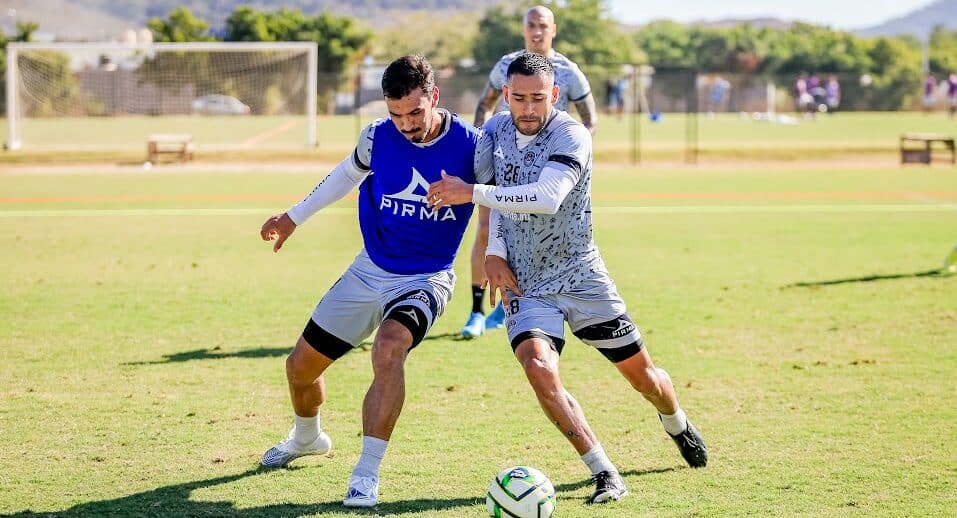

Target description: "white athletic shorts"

left=504, top=277, right=644, bottom=363
left=303, top=249, right=454, bottom=359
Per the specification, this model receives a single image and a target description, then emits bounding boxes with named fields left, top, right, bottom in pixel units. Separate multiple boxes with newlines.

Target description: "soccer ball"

left=486, top=466, right=556, bottom=518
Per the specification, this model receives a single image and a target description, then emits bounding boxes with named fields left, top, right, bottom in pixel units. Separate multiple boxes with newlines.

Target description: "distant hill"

left=68, top=0, right=503, bottom=29
left=1, top=0, right=137, bottom=41
left=856, top=0, right=957, bottom=37
left=690, top=17, right=795, bottom=30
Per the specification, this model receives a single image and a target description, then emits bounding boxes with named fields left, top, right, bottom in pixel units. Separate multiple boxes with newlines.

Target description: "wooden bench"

left=147, top=133, right=195, bottom=163
left=899, top=133, right=955, bottom=165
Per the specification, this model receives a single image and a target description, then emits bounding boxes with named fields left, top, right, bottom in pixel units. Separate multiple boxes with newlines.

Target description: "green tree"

left=372, top=11, right=479, bottom=66
left=471, top=4, right=525, bottom=70
left=224, top=7, right=372, bottom=114
left=147, top=7, right=215, bottom=43
left=864, top=36, right=922, bottom=110
left=1, top=21, right=39, bottom=115
left=551, top=0, right=636, bottom=67
left=634, top=21, right=696, bottom=68
left=929, top=26, right=957, bottom=74
left=471, top=0, right=638, bottom=70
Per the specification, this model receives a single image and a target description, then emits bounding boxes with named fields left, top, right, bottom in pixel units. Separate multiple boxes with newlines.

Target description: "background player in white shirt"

left=461, top=5, right=599, bottom=339
left=428, top=53, right=707, bottom=505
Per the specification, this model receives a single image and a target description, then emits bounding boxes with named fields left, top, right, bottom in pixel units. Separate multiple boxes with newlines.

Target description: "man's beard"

left=513, top=114, right=545, bottom=136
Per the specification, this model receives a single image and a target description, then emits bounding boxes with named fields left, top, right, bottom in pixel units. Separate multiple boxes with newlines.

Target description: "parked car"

left=191, top=95, right=251, bottom=115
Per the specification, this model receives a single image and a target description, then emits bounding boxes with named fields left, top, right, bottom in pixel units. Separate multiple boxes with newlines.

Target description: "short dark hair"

left=381, top=54, right=435, bottom=99
left=506, top=52, right=554, bottom=84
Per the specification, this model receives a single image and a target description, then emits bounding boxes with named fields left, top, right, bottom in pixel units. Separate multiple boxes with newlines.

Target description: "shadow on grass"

left=783, top=268, right=949, bottom=288
left=5, top=466, right=481, bottom=517
left=124, top=346, right=290, bottom=365
left=552, top=466, right=681, bottom=494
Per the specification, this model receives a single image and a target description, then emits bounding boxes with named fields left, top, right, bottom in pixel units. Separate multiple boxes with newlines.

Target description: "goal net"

left=5, top=42, right=317, bottom=151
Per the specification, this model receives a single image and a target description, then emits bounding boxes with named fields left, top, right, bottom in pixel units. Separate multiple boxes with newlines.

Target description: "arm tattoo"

left=574, top=94, right=599, bottom=134
left=474, top=85, right=502, bottom=127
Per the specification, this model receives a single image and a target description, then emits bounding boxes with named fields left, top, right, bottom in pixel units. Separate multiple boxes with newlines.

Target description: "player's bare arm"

left=485, top=255, right=522, bottom=306
left=260, top=212, right=297, bottom=253
left=474, top=84, right=503, bottom=126
left=574, top=94, right=598, bottom=134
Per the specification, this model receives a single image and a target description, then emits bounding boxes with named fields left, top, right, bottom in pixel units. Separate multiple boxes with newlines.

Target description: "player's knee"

left=285, top=351, right=313, bottom=387
left=521, top=355, right=560, bottom=393
left=371, top=332, right=409, bottom=371
left=630, top=367, right=664, bottom=397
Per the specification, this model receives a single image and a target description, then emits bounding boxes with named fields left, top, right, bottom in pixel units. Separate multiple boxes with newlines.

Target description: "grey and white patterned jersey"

left=488, top=50, right=591, bottom=113
left=478, top=110, right=607, bottom=296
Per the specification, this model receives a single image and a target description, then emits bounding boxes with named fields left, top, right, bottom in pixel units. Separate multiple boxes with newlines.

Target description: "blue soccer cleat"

left=484, top=303, right=507, bottom=330
left=461, top=312, right=486, bottom=339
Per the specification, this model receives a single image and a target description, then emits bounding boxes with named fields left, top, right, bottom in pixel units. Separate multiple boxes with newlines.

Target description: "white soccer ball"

left=486, top=466, right=556, bottom=518
left=142, top=161, right=153, bottom=170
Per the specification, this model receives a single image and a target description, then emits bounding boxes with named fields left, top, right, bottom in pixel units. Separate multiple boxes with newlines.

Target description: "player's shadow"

left=552, top=466, right=680, bottom=493
left=4, top=466, right=482, bottom=517
left=783, top=268, right=948, bottom=289
left=124, top=346, right=289, bottom=365
left=423, top=332, right=462, bottom=342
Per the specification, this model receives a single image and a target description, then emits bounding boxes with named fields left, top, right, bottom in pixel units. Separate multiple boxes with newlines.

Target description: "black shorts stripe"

left=510, top=330, right=566, bottom=355
left=572, top=314, right=637, bottom=342
left=597, top=340, right=644, bottom=363
left=302, top=318, right=352, bottom=360
left=547, top=154, right=582, bottom=177
left=383, top=289, right=438, bottom=317
left=384, top=305, right=429, bottom=349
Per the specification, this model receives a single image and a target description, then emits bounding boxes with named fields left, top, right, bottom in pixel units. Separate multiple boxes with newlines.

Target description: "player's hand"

left=427, top=171, right=473, bottom=210
left=260, top=212, right=297, bottom=253
left=485, top=255, right=522, bottom=307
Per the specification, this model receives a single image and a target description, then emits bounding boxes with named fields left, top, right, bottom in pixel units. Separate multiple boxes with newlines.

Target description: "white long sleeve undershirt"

left=486, top=209, right=507, bottom=259
left=471, top=165, right=578, bottom=215
left=286, top=156, right=370, bottom=225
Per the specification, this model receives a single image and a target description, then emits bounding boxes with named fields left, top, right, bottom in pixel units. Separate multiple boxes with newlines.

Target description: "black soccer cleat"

left=588, top=470, right=628, bottom=504
left=667, top=420, right=708, bottom=468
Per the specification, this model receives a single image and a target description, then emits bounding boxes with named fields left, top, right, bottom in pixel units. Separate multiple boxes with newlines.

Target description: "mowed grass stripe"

left=2, top=203, right=956, bottom=218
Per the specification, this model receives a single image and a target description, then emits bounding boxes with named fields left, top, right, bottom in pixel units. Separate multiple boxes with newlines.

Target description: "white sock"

left=659, top=408, right=688, bottom=436
left=581, top=443, right=617, bottom=476
left=293, top=414, right=319, bottom=446
left=352, top=436, right=388, bottom=479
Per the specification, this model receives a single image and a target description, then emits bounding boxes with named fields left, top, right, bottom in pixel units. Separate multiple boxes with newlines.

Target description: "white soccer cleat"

left=343, top=475, right=379, bottom=508
left=261, top=429, right=332, bottom=468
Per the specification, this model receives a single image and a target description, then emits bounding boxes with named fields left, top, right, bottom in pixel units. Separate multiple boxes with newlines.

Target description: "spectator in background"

left=923, top=74, right=938, bottom=113
left=706, top=76, right=731, bottom=117
left=605, top=76, right=626, bottom=120
left=795, top=73, right=813, bottom=117
left=948, top=73, right=957, bottom=118
left=808, top=73, right=826, bottom=114
left=825, top=75, right=841, bottom=114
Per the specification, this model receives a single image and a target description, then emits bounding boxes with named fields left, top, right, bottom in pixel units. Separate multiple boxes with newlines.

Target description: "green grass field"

left=1, top=163, right=956, bottom=516
left=2, top=112, right=956, bottom=163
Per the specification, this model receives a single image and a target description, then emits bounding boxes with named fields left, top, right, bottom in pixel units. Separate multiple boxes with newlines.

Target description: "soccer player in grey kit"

left=427, top=53, right=707, bottom=504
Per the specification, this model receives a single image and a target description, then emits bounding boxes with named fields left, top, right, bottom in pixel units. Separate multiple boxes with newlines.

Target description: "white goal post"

left=6, top=41, right=318, bottom=151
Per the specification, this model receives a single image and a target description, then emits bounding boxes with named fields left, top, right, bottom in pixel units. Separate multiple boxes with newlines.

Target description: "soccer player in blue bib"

left=428, top=53, right=708, bottom=505
left=258, top=55, right=489, bottom=508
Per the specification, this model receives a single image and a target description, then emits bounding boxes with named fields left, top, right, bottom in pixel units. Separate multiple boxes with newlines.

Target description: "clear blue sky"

left=608, top=0, right=935, bottom=29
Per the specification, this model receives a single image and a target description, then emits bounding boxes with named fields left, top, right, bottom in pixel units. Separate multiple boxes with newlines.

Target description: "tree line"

left=4, top=0, right=957, bottom=113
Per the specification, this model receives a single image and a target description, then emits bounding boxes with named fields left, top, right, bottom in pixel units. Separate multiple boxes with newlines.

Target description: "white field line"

left=1, top=204, right=956, bottom=218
